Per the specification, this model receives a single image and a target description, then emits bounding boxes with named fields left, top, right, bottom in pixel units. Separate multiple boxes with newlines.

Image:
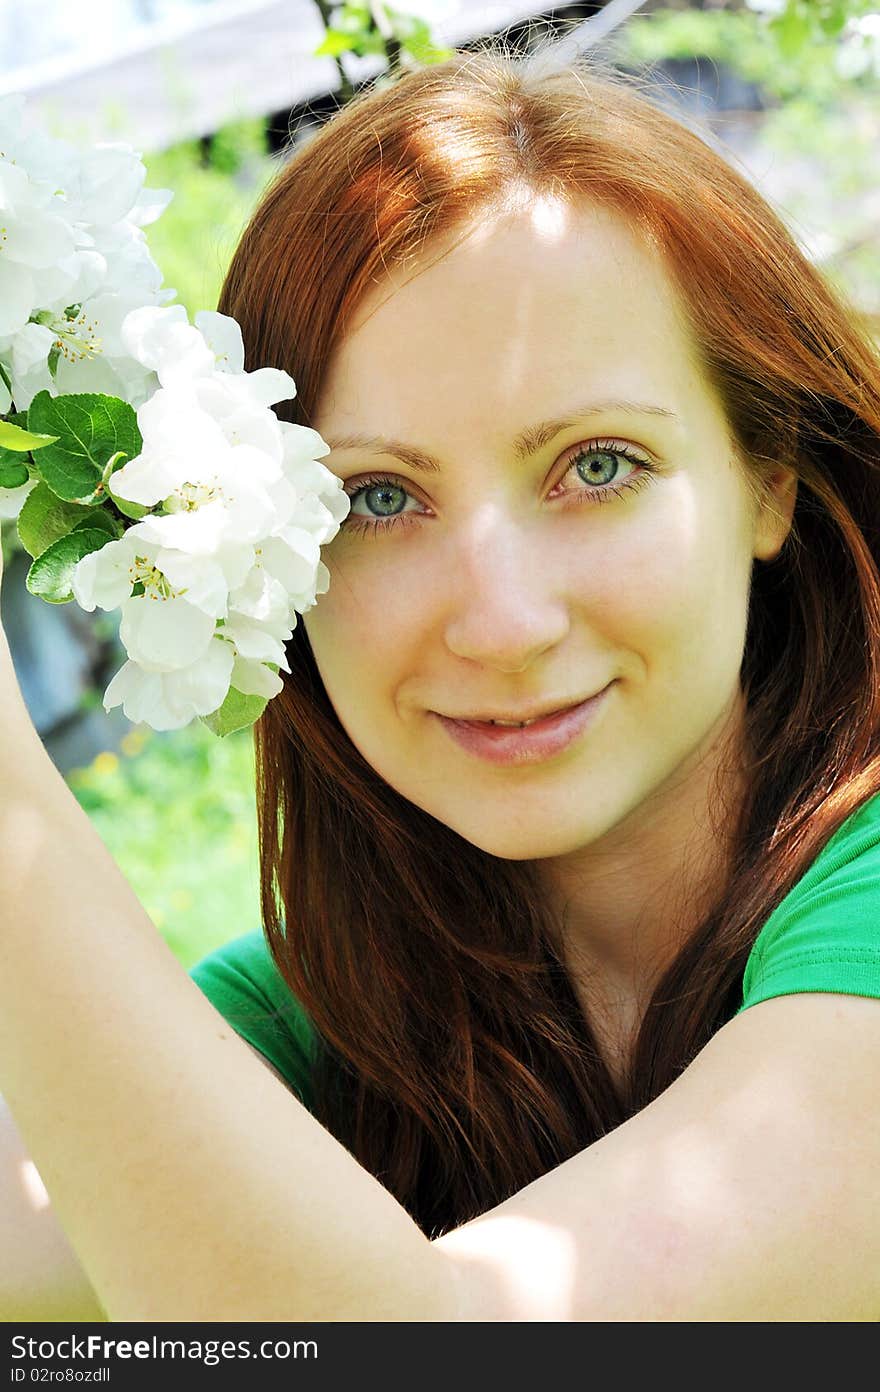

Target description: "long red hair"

left=219, top=46, right=880, bottom=1237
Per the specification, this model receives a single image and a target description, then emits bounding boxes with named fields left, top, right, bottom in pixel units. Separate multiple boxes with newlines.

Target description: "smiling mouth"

left=448, top=693, right=608, bottom=727
left=433, top=685, right=615, bottom=766
left=485, top=714, right=560, bottom=728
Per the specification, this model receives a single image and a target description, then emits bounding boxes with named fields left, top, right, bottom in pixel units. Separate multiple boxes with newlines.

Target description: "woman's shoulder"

left=739, top=788, right=880, bottom=1015
left=189, top=930, right=318, bottom=1109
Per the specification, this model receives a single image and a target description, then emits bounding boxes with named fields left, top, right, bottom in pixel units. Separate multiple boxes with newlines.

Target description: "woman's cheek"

left=564, top=515, right=690, bottom=642
left=304, top=544, right=426, bottom=690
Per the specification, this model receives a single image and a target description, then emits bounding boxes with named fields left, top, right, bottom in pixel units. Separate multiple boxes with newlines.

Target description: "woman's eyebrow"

left=324, top=400, right=680, bottom=473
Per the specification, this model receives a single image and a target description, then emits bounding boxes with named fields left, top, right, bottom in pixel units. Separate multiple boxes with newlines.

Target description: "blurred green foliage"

left=312, top=0, right=455, bottom=98
left=615, top=2, right=880, bottom=324
left=67, top=720, right=262, bottom=969
left=621, top=3, right=880, bottom=103
left=142, top=116, right=275, bottom=319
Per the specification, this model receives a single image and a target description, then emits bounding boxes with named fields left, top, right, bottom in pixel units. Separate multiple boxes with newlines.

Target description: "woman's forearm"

left=0, top=721, right=459, bottom=1322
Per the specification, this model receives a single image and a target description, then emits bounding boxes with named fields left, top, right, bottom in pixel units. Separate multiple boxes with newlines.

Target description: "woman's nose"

left=442, top=509, right=570, bottom=673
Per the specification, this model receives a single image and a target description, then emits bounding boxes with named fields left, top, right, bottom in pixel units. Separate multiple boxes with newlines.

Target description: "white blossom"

left=65, top=306, right=349, bottom=727
left=102, top=637, right=236, bottom=732
left=2, top=96, right=348, bottom=733
left=0, top=159, right=78, bottom=338
left=0, top=95, right=172, bottom=411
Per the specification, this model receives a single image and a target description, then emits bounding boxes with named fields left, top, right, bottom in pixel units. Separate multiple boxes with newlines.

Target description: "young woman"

left=1, top=46, right=879, bottom=1322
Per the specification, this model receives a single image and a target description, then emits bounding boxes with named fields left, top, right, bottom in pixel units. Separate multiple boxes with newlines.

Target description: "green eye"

left=573, top=449, right=627, bottom=487
left=556, top=439, right=656, bottom=507
left=355, top=482, right=408, bottom=517
left=341, top=475, right=423, bottom=534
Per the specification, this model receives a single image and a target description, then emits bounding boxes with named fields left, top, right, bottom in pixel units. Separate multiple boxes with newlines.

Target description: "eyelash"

left=341, top=438, right=656, bottom=537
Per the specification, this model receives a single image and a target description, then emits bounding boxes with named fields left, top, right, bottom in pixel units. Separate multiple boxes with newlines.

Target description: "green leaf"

left=402, top=34, right=455, bottom=65
left=0, top=417, right=59, bottom=452
left=17, top=481, right=118, bottom=559
left=342, top=29, right=386, bottom=57
left=25, top=526, right=112, bottom=604
left=386, top=9, right=426, bottom=42
left=314, top=28, right=356, bottom=57
left=336, top=1, right=371, bottom=28
left=770, top=6, right=812, bottom=57
left=106, top=478, right=150, bottom=521
left=26, top=392, right=143, bottom=504
left=818, top=6, right=848, bottom=38
left=0, top=454, right=30, bottom=489
left=200, top=685, right=269, bottom=738
left=71, top=510, right=124, bottom=542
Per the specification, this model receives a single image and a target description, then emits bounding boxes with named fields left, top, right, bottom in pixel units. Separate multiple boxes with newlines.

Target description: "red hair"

left=219, top=46, right=880, bottom=1236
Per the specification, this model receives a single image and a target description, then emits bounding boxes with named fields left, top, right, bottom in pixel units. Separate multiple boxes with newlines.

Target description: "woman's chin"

left=448, top=820, right=605, bottom=863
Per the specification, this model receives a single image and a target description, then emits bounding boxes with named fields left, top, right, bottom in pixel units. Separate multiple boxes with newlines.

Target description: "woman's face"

left=306, top=200, right=794, bottom=861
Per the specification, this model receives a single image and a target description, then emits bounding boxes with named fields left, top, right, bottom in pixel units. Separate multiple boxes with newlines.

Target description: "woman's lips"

left=434, top=684, right=615, bottom=766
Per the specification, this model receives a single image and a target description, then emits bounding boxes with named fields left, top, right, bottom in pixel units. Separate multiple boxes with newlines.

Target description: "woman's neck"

left=541, top=688, right=750, bottom=1045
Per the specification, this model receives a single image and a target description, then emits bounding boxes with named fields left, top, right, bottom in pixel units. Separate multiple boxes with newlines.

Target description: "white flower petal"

left=194, top=311, right=245, bottom=375
left=0, top=477, right=36, bottom=520
left=191, top=378, right=284, bottom=463
left=161, top=637, right=235, bottom=719
left=6, top=359, right=54, bottom=411
left=103, top=638, right=234, bottom=730
left=230, top=657, right=284, bottom=699
left=129, top=186, right=174, bottom=228
left=154, top=549, right=229, bottom=619
left=3, top=207, right=76, bottom=269
left=119, top=593, right=216, bottom=672
left=0, top=159, right=34, bottom=210
left=74, top=144, right=146, bottom=226
left=133, top=384, right=230, bottom=461
left=240, top=366, right=298, bottom=408
left=10, top=321, right=55, bottom=376
left=71, top=538, right=139, bottom=612
left=121, top=304, right=214, bottom=384
left=103, top=661, right=174, bottom=726
left=108, top=448, right=187, bottom=507
left=217, top=543, right=257, bottom=593
left=228, top=565, right=288, bottom=623
left=279, top=422, right=331, bottom=467
left=0, top=258, right=35, bottom=336
left=134, top=502, right=231, bottom=556
left=224, top=616, right=289, bottom=664
left=54, top=351, right=150, bottom=404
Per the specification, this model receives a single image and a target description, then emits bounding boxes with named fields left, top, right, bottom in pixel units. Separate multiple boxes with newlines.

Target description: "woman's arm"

left=0, top=614, right=459, bottom=1323
left=435, top=990, right=880, bottom=1320
left=0, top=1093, right=107, bottom=1321
left=0, top=1039, right=305, bottom=1323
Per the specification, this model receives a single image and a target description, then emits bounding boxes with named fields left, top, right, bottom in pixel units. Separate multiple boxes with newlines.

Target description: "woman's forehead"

left=316, top=203, right=704, bottom=435
left=347, top=197, right=670, bottom=333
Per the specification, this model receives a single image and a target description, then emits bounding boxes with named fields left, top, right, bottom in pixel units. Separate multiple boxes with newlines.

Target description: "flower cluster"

left=0, top=93, right=172, bottom=418
left=0, top=97, right=349, bottom=734
left=71, top=307, right=349, bottom=731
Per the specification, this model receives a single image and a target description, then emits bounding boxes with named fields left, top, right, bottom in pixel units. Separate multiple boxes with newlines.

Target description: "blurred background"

left=1, top=0, right=878, bottom=968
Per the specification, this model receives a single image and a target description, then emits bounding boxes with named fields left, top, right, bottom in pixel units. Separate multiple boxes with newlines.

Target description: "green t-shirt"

left=189, top=790, right=880, bottom=1105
